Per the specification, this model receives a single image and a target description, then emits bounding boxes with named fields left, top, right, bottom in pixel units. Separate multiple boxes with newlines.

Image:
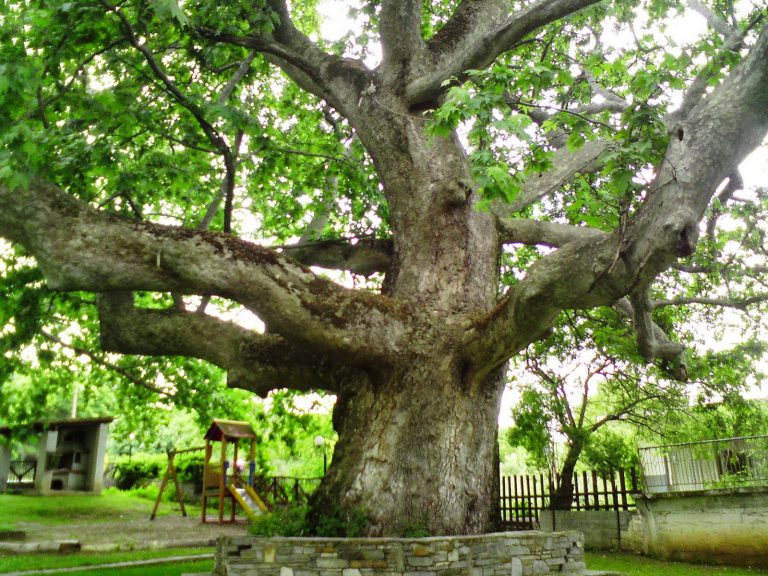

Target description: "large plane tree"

left=1, top=0, right=767, bottom=535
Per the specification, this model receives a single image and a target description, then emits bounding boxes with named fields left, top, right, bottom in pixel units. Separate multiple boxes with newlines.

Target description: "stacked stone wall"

left=214, top=531, right=585, bottom=576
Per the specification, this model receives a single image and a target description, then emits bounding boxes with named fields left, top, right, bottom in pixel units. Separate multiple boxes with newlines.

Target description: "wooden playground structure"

left=150, top=419, right=269, bottom=524
left=202, top=419, right=269, bottom=523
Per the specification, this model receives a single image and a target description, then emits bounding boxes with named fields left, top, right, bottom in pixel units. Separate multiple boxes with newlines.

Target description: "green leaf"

left=152, top=0, right=190, bottom=26
left=565, top=131, right=585, bottom=153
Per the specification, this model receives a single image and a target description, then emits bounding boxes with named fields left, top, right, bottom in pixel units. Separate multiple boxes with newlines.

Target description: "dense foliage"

left=249, top=504, right=371, bottom=538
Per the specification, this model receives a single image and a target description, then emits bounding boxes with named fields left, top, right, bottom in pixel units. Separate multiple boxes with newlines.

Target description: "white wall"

left=541, top=489, right=768, bottom=569
left=625, top=489, right=768, bottom=569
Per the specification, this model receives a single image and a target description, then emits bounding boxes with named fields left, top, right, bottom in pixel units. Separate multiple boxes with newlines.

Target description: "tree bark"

left=310, top=362, right=505, bottom=536
left=549, top=441, right=582, bottom=511
left=300, top=98, right=508, bottom=535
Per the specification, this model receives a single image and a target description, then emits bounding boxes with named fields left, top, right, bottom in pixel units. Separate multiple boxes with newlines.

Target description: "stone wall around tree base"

left=214, top=531, right=586, bottom=576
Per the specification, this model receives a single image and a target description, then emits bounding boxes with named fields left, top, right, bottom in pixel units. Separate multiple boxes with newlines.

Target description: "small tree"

left=507, top=313, right=765, bottom=509
left=508, top=311, right=689, bottom=509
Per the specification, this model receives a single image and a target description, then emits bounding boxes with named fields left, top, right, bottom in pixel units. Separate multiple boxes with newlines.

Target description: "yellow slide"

left=228, top=483, right=269, bottom=520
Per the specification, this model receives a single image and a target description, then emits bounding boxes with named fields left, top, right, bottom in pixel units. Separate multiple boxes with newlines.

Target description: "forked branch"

left=200, top=2, right=370, bottom=117
left=407, top=0, right=602, bottom=105
left=0, top=181, right=408, bottom=365
left=97, top=293, right=350, bottom=395
left=466, top=24, right=768, bottom=379
left=615, top=296, right=687, bottom=380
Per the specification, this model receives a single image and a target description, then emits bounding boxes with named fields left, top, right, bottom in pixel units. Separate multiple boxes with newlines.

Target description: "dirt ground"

left=14, top=512, right=247, bottom=549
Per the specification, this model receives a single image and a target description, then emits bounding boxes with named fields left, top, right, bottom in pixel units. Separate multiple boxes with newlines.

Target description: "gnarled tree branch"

left=490, top=138, right=608, bottom=218
left=97, top=292, right=352, bottom=396
left=281, top=238, right=393, bottom=276
left=406, top=0, right=602, bottom=106
left=673, top=263, right=768, bottom=275
left=614, top=295, right=687, bottom=380
left=653, top=294, right=768, bottom=310
left=380, top=0, right=426, bottom=73
left=497, top=219, right=604, bottom=247
left=686, top=0, right=736, bottom=38
left=465, top=23, right=768, bottom=378
left=0, top=181, right=409, bottom=365
left=200, top=3, right=370, bottom=119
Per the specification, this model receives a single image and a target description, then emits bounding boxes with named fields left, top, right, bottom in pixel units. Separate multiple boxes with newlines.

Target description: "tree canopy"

left=1, top=0, right=767, bottom=535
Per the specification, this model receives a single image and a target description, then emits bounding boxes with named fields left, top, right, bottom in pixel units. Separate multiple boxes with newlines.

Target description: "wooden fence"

left=499, top=468, right=639, bottom=530
left=254, top=476, right=322, bottom=507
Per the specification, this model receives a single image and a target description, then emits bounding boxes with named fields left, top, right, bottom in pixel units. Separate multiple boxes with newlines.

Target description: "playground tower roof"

left=204, top=419, right=257, bottom=442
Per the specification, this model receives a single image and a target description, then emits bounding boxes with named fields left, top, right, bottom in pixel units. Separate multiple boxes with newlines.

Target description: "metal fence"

left=9, top=460, right=36, bottom=484
left=638, top=435, right=768, bottom=494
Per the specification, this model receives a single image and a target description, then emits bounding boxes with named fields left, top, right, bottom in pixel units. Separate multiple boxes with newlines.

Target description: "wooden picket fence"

left=499, top=467, right=639, bottom=530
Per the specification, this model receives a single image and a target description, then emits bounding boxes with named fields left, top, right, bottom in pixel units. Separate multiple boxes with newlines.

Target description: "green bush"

left=111, top=452, right=205, bottom=493
left=313, top=506, right=370, bottom=537
left=173, top=453, right=205, bottom=492
left=248, top=505, right=370, bottom=538
left=249, top=506, right=310, bottom=537
left=400, top=523, right=432, bottom=538
left=111, top=454, right=165, bottom=490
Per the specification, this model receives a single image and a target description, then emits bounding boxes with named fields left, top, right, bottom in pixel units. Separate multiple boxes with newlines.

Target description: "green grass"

left=586, top=552, right=768, bottom=576
left=0, top=489, right=197, bottom=528
left=15, top=559, right=214, bottom=575
left=0, top=547, right=211, bottom=572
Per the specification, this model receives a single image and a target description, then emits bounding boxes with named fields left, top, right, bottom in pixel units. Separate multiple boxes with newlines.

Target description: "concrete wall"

left=539, top=510, right=631, bottom=551
left=34, top=430, right=57, bottom=493
left=215, top=532, right=586, bottom=576
left=625, top=488, right=768, bottom=569
left=86, top=423, right=109, bottom=493
left=0, top=443, right=10, bottom=492
left=538, top=489, right=768, bottom=569
left=34, top=423, right=110, bottom=494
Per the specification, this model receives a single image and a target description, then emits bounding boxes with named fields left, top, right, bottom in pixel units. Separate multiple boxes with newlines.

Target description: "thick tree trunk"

left=353, top=92, right=500, bottom=312
left=309, top=364, right=505, bottom=536
left=307, top=104, right=505, bottom=536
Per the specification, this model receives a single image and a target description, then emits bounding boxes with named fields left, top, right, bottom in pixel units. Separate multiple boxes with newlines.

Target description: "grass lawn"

left=0, top=558, right=214, bottom=575
left=586, top=552, right=768, bottom=575
left=49, top=559, right=213, bottom=575
left=0, top=547, right=211, bottom=572
left=0, top=488, right=197, bottom=529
